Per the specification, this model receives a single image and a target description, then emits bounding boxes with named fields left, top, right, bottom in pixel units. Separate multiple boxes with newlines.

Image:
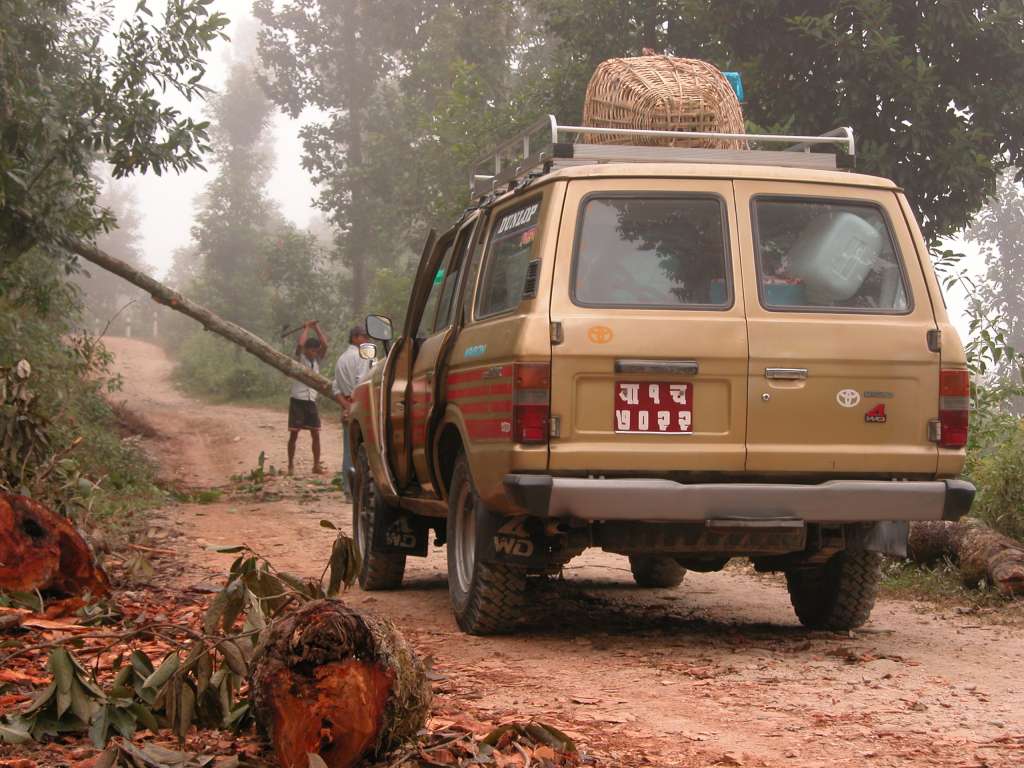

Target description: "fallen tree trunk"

left=250, top=599, right=430, bottom=768
left=0, top=493, right=110, bottom=597
left=908, top=519, right=1024, bottom=596
left=62, top=236, right=335, bottom=399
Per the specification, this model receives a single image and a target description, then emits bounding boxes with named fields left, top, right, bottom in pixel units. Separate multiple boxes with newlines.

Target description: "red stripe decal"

left=466, top=419, right=511, bottom=440
left=456, top=400, right=513, bottom=415
left=447, top=365, right=513, bottom=387
left=448, top=383, right=514, bottom=399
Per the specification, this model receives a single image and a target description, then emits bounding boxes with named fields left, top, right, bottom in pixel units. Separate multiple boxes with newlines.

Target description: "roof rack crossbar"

left=471, top=115, right=856, bottom=198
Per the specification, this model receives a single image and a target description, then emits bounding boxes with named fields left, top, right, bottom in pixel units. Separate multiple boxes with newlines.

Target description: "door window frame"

left=432, top=219, right=479, bottom=335
left=749, top=193, right=915, bottom=316
left=415, top=236, right=457, bottom=340
left=473, top=193, right=545, bottom=322
left=568, top=191, right=735, bottom=312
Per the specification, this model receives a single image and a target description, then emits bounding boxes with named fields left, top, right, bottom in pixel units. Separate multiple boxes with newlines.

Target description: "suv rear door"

left=548, top=178, right=748, bottom=473
left=733, top=181, right=940, bottom=474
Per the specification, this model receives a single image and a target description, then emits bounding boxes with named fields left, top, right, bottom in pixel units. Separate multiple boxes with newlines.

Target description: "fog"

left=109, top=1, right=320, bottom=279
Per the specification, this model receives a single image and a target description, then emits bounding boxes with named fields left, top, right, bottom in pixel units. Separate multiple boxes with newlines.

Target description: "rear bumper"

left=503, top=475, right=975, bottom=524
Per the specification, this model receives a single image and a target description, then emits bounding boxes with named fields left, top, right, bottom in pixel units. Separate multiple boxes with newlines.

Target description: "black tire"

left=446, top=454, right=527, bottom=635
left=352, top=444, right=406, bottom=590
left=628, top=555, right=686, bottom=588
left=785, top=550, right=882, bottom=630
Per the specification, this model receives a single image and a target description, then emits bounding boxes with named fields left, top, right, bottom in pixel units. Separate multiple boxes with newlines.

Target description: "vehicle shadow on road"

left=517, top=575, right=820, bottom=646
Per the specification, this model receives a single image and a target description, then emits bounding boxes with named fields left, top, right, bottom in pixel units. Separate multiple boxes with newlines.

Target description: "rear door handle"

left=615, top=359, right=699, bottom=376
left=765, top=367, right=808, bottom=380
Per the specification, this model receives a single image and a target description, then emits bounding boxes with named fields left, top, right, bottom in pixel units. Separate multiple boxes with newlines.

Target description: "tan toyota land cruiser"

left=347, top=116, right=975, bottom=635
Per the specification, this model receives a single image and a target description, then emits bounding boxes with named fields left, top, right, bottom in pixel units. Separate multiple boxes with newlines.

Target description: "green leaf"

left=0, top=720, right=31, bottom=744
left=177, top=682, right=196, bottom=744
left=527, top=721, right=576, bottom=753
left=210, top=545, right=247, bottom=553
left=23, top=681, right=57, bottom=716
left=142, top=652, right=179, bottom=690
left=221, top=580, right=246, bottom=632
left=130, top=650, right=154, bottom=678
left=217, top=640, right=247, bottom=677
left=196, top=645, right=213, bottom=696
left=51, top=647, right=75, bottom=717
left=319, top=519, right=337, bottom=529
left=110, top=665, right=133, bottom=698
left=203, top=587, right=229, bottom=634
left=108, top=705, right=136, bottom=740
left=88, top=704, right=110, bottom=748
left=129, top=701, right=159, bottom=734
left=69, top=678, right=98, bottom=724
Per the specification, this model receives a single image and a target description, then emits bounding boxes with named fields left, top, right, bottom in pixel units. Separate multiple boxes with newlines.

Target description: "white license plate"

left=614, top=381, right=693, bottom=434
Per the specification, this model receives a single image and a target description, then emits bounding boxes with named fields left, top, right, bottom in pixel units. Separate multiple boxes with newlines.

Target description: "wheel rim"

left=353, top=459, right=372, bottom=562
left=453, top=482, right=476, bottom=593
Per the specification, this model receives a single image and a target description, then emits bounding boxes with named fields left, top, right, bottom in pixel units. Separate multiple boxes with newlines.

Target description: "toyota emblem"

left=836, top=389, right=861, bottom=408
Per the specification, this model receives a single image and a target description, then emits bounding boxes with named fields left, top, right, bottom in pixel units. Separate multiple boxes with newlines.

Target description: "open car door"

left=381, top=230, right=439, bottom=491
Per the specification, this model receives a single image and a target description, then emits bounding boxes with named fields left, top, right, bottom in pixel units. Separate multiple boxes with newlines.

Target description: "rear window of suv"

left=572, top=195, right=731, bottom=309
left=752, top=197, right=911, bottom=313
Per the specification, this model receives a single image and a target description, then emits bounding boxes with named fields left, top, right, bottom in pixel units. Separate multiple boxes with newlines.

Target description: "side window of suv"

left=416, top=241, right=454, bottom=339
left=433, top=226, right=475, bottom=333
left=476, top=197, right=542, bottom=318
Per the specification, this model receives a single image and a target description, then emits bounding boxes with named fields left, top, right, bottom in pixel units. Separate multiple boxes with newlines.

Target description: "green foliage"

left=0, top=647, right=106, bottom=743
left=967, top=172, right=1024, bottom=395
left=190, top=62, right=276, bottom=329
left=531, top=0, right=1024, bottom=241
left=0, top=0, right=228, bottom=264
left=0, top=539, right=359, bottom=749
left=0, top=251, right=160, bottom=521
left=165, top=56, right=353, bottom=402
left=367, top=266, right=416, bottom=331
left=880, top=558, right=1009, bottom=606
left=173, top=332, right=285, bottom=402
left=72, top=179, right=156, bottom=339
left=254, top=0, right=435, bottom=309
left=971, top=422, right=1024, bottom=542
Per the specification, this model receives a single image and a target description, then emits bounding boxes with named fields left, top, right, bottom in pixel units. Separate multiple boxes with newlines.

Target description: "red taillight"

left=939, top=369, right=970, bottom=448
left=513, top=363, right=549, bottom=444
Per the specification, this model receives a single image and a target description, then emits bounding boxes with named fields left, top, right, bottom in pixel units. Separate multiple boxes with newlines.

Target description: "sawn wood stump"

left=250, top=599, right=431, bottom=768
left=0, top=492, right=109, bottom=597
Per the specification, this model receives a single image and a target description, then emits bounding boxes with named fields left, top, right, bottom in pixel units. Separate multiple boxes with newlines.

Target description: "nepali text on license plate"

left=614, top=382, right=693, bottom=434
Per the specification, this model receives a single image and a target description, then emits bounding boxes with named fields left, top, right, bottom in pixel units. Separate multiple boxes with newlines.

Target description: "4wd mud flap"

left=475, top=507, right=550, bottom=568
left=369, top=505, right=429, bottom=557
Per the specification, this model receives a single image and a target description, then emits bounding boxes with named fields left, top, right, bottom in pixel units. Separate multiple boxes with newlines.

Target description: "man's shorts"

left=288, top=398, right=321, bottom=431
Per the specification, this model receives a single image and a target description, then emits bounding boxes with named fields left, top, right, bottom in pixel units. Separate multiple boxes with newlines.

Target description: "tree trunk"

left=345, top=104, right=369, bottom=316
left=61, top=237, right=335, bottom=398
left=0, top=493, right=110, bottom=597
left=908, top=520, right=1024, bottom=596
left=250, top=599, right=430, bottom=768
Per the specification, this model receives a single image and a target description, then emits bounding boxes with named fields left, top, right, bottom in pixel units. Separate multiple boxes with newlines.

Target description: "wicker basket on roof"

left=582, top=55, right=746, bottom=149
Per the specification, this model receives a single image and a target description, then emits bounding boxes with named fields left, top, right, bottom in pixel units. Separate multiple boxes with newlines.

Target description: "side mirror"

left=365, top=314, right=393, bottom=342
left=358, top=342, right=377, bottom=361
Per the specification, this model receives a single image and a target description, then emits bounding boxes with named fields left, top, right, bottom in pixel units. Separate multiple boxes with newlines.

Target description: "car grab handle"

left=615, top=359, right=699, bottom=376
left=765, top=367, right=808, bottom=380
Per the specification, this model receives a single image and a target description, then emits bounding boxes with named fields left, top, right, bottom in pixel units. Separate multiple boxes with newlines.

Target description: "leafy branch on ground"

left=0, top=535, right=360, bottom=751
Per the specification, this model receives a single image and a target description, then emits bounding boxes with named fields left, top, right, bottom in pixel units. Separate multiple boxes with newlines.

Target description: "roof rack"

left=470, top=115, right=856, bottom=199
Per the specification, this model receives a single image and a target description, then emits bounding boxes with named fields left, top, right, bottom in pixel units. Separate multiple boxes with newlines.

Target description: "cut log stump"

left=250, top=599, right=431, bottom=768
left=908, top=519, right=1024, bottom=596
left=0, top=493, right=109, bottom=597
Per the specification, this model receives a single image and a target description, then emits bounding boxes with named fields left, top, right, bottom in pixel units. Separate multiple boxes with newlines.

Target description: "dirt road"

left=108, top=337, right=1024, bottom=768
